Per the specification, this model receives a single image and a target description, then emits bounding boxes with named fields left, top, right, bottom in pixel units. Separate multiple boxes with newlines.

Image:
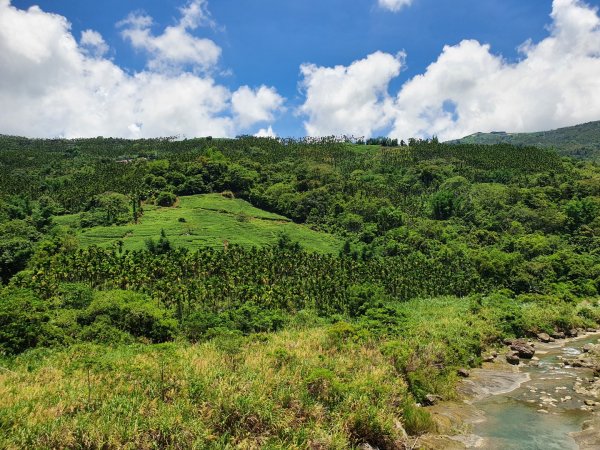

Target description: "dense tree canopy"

left=0, top=134, right=598, bottom=354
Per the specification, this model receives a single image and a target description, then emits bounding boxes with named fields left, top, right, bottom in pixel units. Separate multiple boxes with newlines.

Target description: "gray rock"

left=583, top=344, right=593, bottom=353
left=510, top=343, right=535, bottom=359
left=551, top=331, right=566, bottom=340
left=506, top=352, right=521, bottom=365
left=423, top=394, right=442, bottom=406
left=567, top=329, right=579, bottom=338
left=358, top=444, right=377, bottom=450
left=538, top=333, right=553, bottom=343
left=457, top=368, right=470, bottom=378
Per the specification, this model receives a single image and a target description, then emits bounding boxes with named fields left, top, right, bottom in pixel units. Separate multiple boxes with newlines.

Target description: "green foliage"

left=345, top=283, right=386, bottom=317
left=565, top=197, right=599, bottom=230
left=430, top=190, right=456, bottom=220
left=326, top=321, right=366, bottom=348
left=78, top=290, right=177, bottom=343
left=0, top=220, right=40, bottom=282
left=0, top=289, right=56, bottom=355
left=402, top=400, right=435, bottom=435
left=144, top=229, right=172, bottom=255
left=183, top=304, right=285, bottom=342
left=156, top=191, right=177, bottom=207
left=57, top=282, right=94, bottom=309
left=80, top=192, right=131, bottom=228
left=305, top=368, right=346, bottom=406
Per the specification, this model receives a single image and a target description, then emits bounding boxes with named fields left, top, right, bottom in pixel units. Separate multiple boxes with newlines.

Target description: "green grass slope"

left=447, top=120, right=600, bottom=161
left=54, top=194, right=341, bottom=254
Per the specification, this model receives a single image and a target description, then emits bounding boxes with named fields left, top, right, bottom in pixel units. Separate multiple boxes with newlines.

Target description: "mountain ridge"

left=447, top=120, right=600, bottom=162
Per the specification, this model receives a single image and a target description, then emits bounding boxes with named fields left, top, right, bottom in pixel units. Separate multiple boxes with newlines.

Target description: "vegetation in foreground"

left=2, top=295, right=599, bottom=449
left=0, top=134, right=599, bottom=447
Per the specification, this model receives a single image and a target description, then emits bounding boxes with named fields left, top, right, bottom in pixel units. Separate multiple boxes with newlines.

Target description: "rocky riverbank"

left=419, top=331, right=600, bottom=449
left=569, top=338, right=600, bottom=449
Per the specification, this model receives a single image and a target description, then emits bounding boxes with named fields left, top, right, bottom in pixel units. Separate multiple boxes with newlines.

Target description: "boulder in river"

left=457, top=368, right=470, bottom=378
left=506, top=352, right=521, bottom=365
left=510, top=342, right=535, bottom=359
left=583, top=343, right=593, bottom=353
left=567, top=329, right=579, bottom=338
left=551, top=331, right=566, bottom=340
left=537, top=333, right=554, bottom=343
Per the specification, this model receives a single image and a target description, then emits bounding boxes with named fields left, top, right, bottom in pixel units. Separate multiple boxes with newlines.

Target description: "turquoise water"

left=471, top=335, right=599, bottom=449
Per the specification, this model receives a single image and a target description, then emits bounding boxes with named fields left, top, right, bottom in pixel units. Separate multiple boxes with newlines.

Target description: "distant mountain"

left=447, top=121, right=600, bottom=162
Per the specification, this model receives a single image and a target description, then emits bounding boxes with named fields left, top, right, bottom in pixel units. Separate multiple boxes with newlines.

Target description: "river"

left=423, top=333, right=600, bottom=449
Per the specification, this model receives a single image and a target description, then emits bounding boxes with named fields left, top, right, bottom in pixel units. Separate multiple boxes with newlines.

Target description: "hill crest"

left=447, top=120, right=600, bottom=162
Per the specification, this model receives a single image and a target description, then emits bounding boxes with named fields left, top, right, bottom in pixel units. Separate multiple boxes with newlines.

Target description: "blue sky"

left=3, top=0, right=600, bottom=139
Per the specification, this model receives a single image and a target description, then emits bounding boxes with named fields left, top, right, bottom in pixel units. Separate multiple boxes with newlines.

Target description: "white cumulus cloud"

left=378, top=0, right=413, bottom=13
left=118, top=0, right=221, bottom=73
left=80, top=30, right=109, bottom=58
left=0, top=0, right=282, bottom=138
left=299, top=51, right=403, bottom=138
left=232, top=85, right=285, bottom=129
left=390, top=0, right=600, bottom=140
left=254, top=126, right=276, bottom=138
left=301, top=0, right=600, bottom=141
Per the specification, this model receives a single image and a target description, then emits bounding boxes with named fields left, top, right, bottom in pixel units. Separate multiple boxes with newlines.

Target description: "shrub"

left=156, top=191, right=177, bottom=207
left=183, top=304, right=284, bottom=342
left=305, top=368, right=345, bottom=406
left=345, top=283, right=386, bottom=317
left=82, top=192, right=130, bottom=227
left=402, top=400, right=434, bottom=435
left=79, top=317, right=135, bottom=345
left=430, top=190, right=455, bottom=220
left=578, top=304, right=600, bottom=323
left=229, top=302, right=286, bottom=334
left=145, top=230, right=172, bottom=254
left=78, top=290, right=177, bottom=343
left=271, top=348, right=295, bottom=369
left=57, top=283, right=94, bottom=309
left=182, top=310, right=231, bottom=342
left=326, top=321, right=371, bottom=349
left=0, top=289, right=53, bottom=354
left=358, top=304, right=407, bottom=336
left=348, top=404, right=401, bottom=449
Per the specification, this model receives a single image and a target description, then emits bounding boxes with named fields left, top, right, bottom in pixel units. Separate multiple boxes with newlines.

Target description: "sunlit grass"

left=0, top=326, right=410, bottom=449
left=54, top=194, right=342, bottom=254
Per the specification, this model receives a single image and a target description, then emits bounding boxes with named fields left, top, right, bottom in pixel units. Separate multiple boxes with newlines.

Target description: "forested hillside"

left=448, top=120, right=600, bottom=162
left=1, top=135, right=599, bottom=448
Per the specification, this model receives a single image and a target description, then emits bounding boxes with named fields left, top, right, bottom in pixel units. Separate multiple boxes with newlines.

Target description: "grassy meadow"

left=54, top=194, right=342, bottom=254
